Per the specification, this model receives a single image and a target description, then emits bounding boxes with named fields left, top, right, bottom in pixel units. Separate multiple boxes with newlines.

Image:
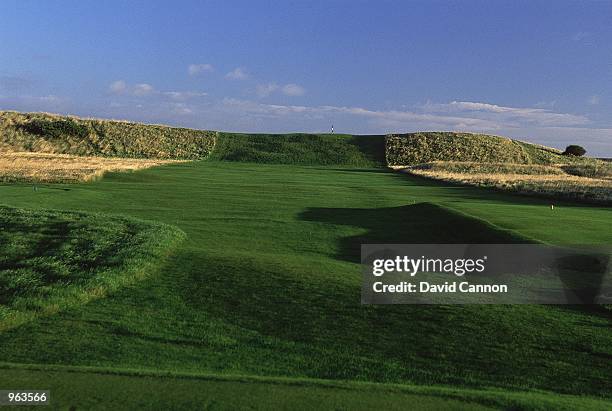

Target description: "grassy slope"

left=210, top=132, right=386, bottom=166
left=0, top=206, right=185, bottom=331
left=386, top=132, right=605, bottom=167
left=0, top=111, right=215, bottom=159
left=0, top=162, right=610, bottom=409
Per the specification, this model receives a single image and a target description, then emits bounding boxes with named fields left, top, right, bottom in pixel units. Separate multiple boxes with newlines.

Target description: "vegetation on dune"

left=409, top=161, right=567, bottom=175
left=387, top=132, right=611, bottom=203
left=0, top=206, right=185, bottom=331
left=385, top=132, right=529, bottom=166
left=403, top=161, right=612, bottom=203
left=386, top=132, right=603, bottom=167
left=562, top=162, right=612, bottom=179
left=210, top=132, right=386, bottom=166
left=0, top=111, right=216, bottom=159
left=0, top=152, right=182, bottom=183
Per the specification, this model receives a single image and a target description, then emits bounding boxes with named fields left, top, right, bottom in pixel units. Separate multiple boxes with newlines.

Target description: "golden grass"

left=0, top=152, right=184, bottom=183
left=400, top=161, right=612, bottom=203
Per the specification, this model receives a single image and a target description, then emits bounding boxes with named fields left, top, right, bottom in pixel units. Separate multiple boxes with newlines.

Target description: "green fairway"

left=3, top=364, right=612, bottom=411
left=0, top=160, right=610, bottom=409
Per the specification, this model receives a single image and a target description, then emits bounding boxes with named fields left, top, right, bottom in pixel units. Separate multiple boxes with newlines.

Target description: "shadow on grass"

left=299, top=202, right=528, bottom=264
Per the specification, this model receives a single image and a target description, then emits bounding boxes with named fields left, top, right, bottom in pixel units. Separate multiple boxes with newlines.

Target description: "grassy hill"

left=209, top=132, right=386, bottom=166
left=0, top=111, right=216, bottom=159
left=386, top=131, right=603, bottom=166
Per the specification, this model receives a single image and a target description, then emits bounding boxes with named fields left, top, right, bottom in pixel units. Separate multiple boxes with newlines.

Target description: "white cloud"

left=255, top=83, right=279, bottom=98
left=163, top=91, right=208, bottom=101
left=281, top=83, right=305, bottom=96
left=422, top=100, right=589, bottom=127
left=170, top=102, right=194, bottom=115
left=255, top=83, right=305, bottom=98
left=225, top=67, right=249, bottom=80
left=108, top=81, right=206, bottom=101
left=133, top=83, right=154, bottom=96
left=188, top=63, right=214, bottom=76
left=588, top=95, right=600, bottom=105
left=109, top=80, right=127, bottom=94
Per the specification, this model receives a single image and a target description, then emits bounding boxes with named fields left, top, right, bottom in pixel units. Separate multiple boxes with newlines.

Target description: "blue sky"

left=1, top=1, right=611, bottom=155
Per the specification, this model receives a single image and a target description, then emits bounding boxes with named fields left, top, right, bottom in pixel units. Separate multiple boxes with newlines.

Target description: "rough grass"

left=0, top=111, right=216, bottom=159
left=0, top=206, right=185, bottom=331
left=210, top=132, right=386, bottom=166
left=403, top=161, right=612, bottom=203
left=386, top=132, right=603, bottom=167
left=0, top=152, right=183, bottom=183
left=386, top=132, right=529, bottom=165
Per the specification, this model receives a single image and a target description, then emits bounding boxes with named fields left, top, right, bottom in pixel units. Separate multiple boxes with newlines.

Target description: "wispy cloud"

left=162, top=91, right=208, bottom=100
left=188, top=63, right=214, bottom=76
left=109, top=80, right=206, bottom=101
left=281, top=83, right=305, bottom=96
left=255, top=83, right=279, bottom=98
left=108, top=80, right=127, bottom=94
left=588, top=95, right=600, bottom=105
left=225, top=67, right=249, bottom=80
left=256, top=82, right=306, bottom=97
left=133, top=83, right=155, bottom=96
left=421, top=100, right=589, bottom=127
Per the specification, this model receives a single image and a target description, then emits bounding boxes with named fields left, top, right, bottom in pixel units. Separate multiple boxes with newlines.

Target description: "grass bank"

left=0, top=111, right=216, bottom=159
left=210, top=132, right=386, bottom=166
left=0, top=206, right=185, bottom=331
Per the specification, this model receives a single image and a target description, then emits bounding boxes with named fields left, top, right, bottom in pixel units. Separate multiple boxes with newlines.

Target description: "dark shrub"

left=563, top=145, right=586, bottom=157
left=21, top=119, right=88, bottom=139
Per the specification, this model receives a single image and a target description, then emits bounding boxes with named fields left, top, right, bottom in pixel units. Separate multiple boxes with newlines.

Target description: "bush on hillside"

left=563, top=145, right=586, bottom=157
left=21, top=118, right=89, bottom=140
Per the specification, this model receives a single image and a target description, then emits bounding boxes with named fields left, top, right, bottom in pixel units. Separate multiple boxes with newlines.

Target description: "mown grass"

left=0, top=152, right=182, bottom=183
left=0, top=162, right=610, bottom=409
left=0, top=206, right=185, bottom=331
left=3, top=364, right=612, bottom=411
left=210, top=132, right=386, bottom=166
left=0, top=111, right=216, bottom=159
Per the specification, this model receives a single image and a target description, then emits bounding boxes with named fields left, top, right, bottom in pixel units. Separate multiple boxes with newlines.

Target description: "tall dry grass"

left=401, top=161, right=612, bottom=203
left=0, top=152, right=183, bottom=183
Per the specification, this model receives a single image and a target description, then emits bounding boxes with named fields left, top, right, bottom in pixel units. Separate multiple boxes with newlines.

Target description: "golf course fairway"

left=0, top=160, right=610, bottom=410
